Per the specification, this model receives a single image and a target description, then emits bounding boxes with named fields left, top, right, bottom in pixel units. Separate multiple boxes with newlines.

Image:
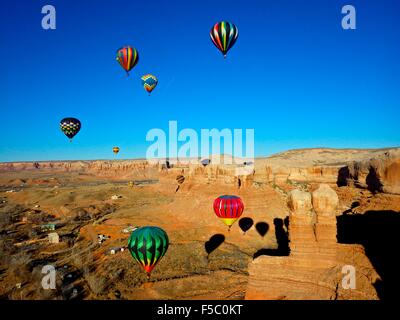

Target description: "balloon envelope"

left=213, top=195, right=244, bottom=228
left=60, top=117, right=81, bottom=140
left=201, top=159, right=211, bottom=166
left=113, top=147, right=120, bottom=154
left=116, top=46, right=139, bottom=74
left=210, top=21, right=239, bottom=57
left=127, top=226, right=169, bottom=275
left=141, top=74, right=158, bottom=94
left=176, top=175, right=185, bottom=184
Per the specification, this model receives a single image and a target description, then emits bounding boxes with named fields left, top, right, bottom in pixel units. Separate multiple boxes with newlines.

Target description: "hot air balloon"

left=210, top=21, right=239, bottom=58
left=176, top=175, right=185, bottom=184
left=243, top=161, right=254, bottom=166
left=127, top=226, right=169, bottom=279
left=213, top=195, right=244, bottom=231
left=116, top=46, right=139, bottom=76
left=201, top=159, right=211, bottom=167
left=60, top=117, right=81, bottom=142
left=113, top=147, right=120, bottom=155
left=141, top=74, right=158, bottom=95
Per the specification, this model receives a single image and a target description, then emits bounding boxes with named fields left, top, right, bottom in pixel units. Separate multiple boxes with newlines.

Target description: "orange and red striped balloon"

left=116, top=46, right=139, bottom=75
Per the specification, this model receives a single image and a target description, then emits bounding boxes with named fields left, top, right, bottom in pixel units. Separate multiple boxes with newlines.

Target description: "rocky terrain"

left=0, top=147, right=399, bottom=300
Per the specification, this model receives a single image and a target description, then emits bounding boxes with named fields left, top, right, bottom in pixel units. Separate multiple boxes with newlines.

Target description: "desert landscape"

left=0, top=147, right=399, bottom=300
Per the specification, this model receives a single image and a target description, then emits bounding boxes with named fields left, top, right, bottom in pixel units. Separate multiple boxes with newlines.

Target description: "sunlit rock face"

left=245, top=184, right=380, bottom=300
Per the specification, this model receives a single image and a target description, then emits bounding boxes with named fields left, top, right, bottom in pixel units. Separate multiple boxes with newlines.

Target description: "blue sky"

left=1, top=0, right=399, bottom=161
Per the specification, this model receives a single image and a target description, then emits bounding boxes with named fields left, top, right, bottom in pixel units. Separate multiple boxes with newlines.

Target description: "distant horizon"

left=1, top=145, right=399, bottom=164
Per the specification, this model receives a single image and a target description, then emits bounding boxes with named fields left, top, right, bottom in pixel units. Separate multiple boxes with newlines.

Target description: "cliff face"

left=1, top=147, right=399, bottom=194
left=262, top=165, right=340, bottom=184
left=259, top=148, right=400, bottom=195
left=245, top=185, right=380, bottom=300
left=0, top=160, right=156, bottom=180
left=338, top=149, right=400, bottom=194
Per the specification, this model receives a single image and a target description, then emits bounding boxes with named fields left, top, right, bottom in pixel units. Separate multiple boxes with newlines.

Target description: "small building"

left=98, top=234, right=110, bottom=244
left=122, top=226, right=139, bottom=234
left=41, top=224, right=56, bottom=232
left=48, top=232, right=60, bottom=244
left=110, top=247, right=124, bottom=255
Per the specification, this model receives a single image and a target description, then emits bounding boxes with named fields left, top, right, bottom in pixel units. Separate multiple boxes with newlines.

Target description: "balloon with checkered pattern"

left=60, top=117, right=81, bottom=142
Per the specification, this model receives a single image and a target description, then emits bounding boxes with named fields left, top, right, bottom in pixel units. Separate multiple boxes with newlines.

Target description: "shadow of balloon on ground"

left=239, top=217, right=254, bottom=234
left=205, top=234, right=225, bottom=256
left=253, top=217, right=290, bottom=259
left=255, top=222, right=269, bottom=237
left=337, top=210, right=400, bottom=300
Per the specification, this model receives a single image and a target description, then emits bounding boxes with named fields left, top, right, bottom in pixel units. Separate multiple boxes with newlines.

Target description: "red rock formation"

left=0, top=160, right=157, bottom=180
left=1, top=148, right=399, bottom=193
left=257, top=148, right=400, bottom=195
left=342, top=149, right=400, bottom=194
left=245, top=185, right=380, bottom=300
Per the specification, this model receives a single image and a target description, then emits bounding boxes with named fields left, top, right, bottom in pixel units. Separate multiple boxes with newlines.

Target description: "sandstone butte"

left=0, top=147, right=399, bottom=300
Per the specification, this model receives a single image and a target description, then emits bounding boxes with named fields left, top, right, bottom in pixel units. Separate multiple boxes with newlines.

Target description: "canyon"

left=0, top=147, right=399, bottom=299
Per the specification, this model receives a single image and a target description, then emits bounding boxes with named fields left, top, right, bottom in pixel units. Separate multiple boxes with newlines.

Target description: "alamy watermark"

left=41, top=265, right=56, bottom=290
left=41, top=5, right=56, bottom=30
left=41, top=4, right=356, bottom=31
left=145, top=121, right=254, bottom=165
left=342, top=5, right=356, bottom=30
left=341, top=265, right=356, bottom=289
